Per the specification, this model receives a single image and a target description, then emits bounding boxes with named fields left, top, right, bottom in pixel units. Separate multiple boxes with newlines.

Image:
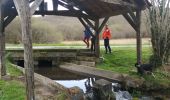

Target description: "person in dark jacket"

left=83, top=26, right=91, bottom=48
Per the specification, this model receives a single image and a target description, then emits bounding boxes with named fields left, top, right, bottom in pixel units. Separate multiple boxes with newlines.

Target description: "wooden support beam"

left=136, top=10, right=142, bottom=65
left=4, top=15, right=16, bottom=27
left=123, top=13, right=137, bottom=31
left=35, top=10, right=95, bottom=20
left=58, top=0, right=73, bottom=10
left=30, top=0, right=43, bottom=15
left=52, top=0, right=58, bottom=11
left=0, top=1, right=6, bottom=79
left=94, top=19, right=100, bottom=57
left=70, top=0, right=98, bottom=18
left=128, top=11, right=137, bottom=22
left=78, top=17, right=94, bottom=37
left=100, top=0, right=137, bottom=8
left=98, top=17, right=109, bottom=33
left=13, top=0, right=35, bottom=99
left=7, top=8, right=95, bottom=20
left=82, top=18, right=95, bottom=30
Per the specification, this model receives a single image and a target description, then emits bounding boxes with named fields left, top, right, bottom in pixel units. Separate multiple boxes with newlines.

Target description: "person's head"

left=105, top=24, right=108, bottom=29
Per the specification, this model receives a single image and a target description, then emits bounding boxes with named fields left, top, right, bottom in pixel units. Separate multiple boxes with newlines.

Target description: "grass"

left=0, top=80, right=25, bottom=100
left=0, top=59, right=25, bottom=100
left=6, top=61, right=23, bottom=77
left=97, top=47, right=170, bottom=89
left=97, top=47, right=152, bottom=74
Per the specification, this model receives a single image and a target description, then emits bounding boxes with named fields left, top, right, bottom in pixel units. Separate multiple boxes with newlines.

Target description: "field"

left=61, top=38, right=151, bottom=46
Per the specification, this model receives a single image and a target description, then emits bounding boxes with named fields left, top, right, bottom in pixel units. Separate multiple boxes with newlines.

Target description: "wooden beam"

left=70, top=0, right=98, bottom=18
left=35, top=10, right=95, bottom=20
left=128, top=11, right=137, bottom=22
left=123, top=13, right=137, bottom=31
left=52, top=0, right=58, bottom=11
left=98, top=17, right=109, bottom=33
left=0, top=1, right=6, bottom=79
left=94, top=19, right=100, bottom=57
left=136, top=9, right=142, bottom=65
left=100, top=0, right=137, bottom=8
left=82, top=18, right=95, bottom=30
left=13, top=0, right=35, bottom=99
left=7, top=9, right=95, bottom=20
left=4, top=15, right=16, bottom=27
left=78, top=17, right=94, bottom=37
left=58, top=0, right=73, bottom=10
left=30, top=0, right=43, bottom=15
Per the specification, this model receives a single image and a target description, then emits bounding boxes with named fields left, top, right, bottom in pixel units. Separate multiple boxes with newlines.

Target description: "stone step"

left=73, top=60, right=96, bottom=67
left=76, top=56, right=97, bottom=62
left=77, top=52, right=95, bottom=57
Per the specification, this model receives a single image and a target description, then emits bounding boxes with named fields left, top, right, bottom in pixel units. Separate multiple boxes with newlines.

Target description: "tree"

left=146, top=0, right=170, bottom=67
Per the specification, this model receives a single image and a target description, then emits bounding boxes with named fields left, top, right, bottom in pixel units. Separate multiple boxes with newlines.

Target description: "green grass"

left=6, top=62, right=23, bottom=77
left=6, top=43, right=151, bottom=47
left=97, top=47, right=152, bottom=74
left=97, top=47, right=170, bottom=88
left=0, top=80, right=25, bottom=100
left=0, top=58, right=25, bottom=100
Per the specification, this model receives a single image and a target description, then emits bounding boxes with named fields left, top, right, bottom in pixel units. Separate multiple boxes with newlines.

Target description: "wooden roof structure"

left=0, top=0, right=150, bottom=99
left=3, top=0, right=150, bottom=23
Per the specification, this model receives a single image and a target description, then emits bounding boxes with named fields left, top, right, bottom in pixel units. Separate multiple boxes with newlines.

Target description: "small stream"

left=55, top=79, right=154, bottom=100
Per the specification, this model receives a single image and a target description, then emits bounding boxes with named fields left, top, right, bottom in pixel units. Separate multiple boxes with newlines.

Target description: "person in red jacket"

left=102, top=25, right=112, bottom=54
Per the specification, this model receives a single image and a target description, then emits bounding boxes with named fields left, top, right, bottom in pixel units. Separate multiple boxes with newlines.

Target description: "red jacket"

left=102, top=28, right=111, bottom=39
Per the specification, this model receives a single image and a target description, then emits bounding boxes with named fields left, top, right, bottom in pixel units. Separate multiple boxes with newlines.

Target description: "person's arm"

left=108, top=29, right=111, bottom=39
left=102, top=31, right=105, bottom=39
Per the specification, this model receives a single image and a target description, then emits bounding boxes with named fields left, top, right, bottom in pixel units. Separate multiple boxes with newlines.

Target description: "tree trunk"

left=0, top=1, right=6, bottom=79
left=136, top=10, right=142, bottom=65
left=13, top=0, right=35, bottom=99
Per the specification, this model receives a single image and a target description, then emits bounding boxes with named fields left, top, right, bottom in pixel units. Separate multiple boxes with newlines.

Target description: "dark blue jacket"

left=84, top=27, right=91, bottom=38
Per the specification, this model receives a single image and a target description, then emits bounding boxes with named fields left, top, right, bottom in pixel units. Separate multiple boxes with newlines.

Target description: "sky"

left=44, top=0, right=67, bottom=10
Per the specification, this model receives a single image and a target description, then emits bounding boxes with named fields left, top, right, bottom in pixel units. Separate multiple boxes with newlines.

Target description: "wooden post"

left=94, top=19, right=100, bottom=57
left=0, top=1, right=6, bottom=78
left=13, top=0, right=35, bottom=99
left=136, top=10, right=142, bottom=65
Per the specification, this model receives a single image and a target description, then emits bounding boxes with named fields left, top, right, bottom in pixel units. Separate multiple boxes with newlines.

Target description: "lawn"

left=0, top=61, right=25, bottom=100
left=97, top=47, right=152, bottom=74
left=97, top=47, right=170, bottom=88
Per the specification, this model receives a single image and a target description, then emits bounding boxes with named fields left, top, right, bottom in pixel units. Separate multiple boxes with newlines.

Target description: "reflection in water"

left=56, top=79, right=155, bottom=100
left=56, top=79, right=87, bottom=92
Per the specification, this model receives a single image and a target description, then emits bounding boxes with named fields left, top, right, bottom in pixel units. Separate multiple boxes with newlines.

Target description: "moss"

left=55, top=92, right=68, bottom=100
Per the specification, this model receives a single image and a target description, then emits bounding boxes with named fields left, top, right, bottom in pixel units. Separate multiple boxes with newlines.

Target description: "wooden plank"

left=13, top=0, right=35, bottom=99
left=58, top=0, right=73, bottom=10
left=7, top=8, right=95, bottom=20
left=98, top=17, right=109, bottom=33
left=70, top=0, right=98, bottom=18
left=30, top=0, right=43, bottom=15
left=60, top=63, right=123, bottom=82
left=100, top=0, right=137, bottom=8
left=35, top=10, right=95, bottom=20
left=123, top=13, right=137, bottom=31
left=0, top=1, right=6, bottom=78
left=83, top=17, right=95, bottom=30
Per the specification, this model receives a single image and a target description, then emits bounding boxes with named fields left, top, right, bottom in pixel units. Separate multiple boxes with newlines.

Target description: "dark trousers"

left=104, top=38, right=111, bottom=53
left=91, top=37, right=95, bottom=52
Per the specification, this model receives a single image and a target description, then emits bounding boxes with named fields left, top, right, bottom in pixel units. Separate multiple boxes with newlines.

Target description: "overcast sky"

left=44, top=0, right=67, bottom=10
